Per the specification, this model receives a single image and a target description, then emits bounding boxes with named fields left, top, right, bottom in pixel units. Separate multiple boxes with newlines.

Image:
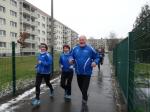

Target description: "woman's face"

left=63, top=47, right=69, bottom=53
left=40, top=45, right=46, bottom=52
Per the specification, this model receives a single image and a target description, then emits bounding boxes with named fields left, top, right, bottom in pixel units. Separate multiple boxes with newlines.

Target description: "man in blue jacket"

left=70, top=35, right=100, bottom=105
left=59, top=45, right=73, bottom=101
left=32, top=43, right=54, bottom=106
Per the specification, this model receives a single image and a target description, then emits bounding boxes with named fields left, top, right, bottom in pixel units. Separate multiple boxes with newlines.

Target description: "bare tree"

left=107, top=32, right=120, bottom=51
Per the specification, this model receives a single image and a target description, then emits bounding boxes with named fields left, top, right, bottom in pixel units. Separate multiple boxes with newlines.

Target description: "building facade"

left=36, top=9, right=49, bottom=52
left=19, top=0, right=38, bottom=55
left=0, top=0, right=78, bottom=56
left=87, top=38, right=105, bottom=50
left=0, top=0, right=20, bottom=56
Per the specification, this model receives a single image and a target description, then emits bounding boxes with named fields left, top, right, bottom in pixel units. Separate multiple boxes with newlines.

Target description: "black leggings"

left=77, top=75, right=91, bottom=101
left=60, top=71, right=73, bottom=95
left=35, top=74, right=53, bottom=100
left=98, top=57, right=104, bottom=70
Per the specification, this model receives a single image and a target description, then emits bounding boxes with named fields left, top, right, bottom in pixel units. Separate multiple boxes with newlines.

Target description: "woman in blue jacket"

left=59, top=45, right=73, bottom=100
left=32, top=43, right=54, bottom=106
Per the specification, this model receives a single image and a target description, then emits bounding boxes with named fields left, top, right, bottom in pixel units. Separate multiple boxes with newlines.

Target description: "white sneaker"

left=31, top=98, right=40, bottom=106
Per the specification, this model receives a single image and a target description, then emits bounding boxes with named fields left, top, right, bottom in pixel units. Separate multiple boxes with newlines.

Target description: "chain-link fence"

left=113, top=15, right=150, bottom=112
left=0, top=42, right=59, bottom=98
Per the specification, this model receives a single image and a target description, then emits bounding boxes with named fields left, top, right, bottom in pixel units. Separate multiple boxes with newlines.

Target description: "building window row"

left=0, top=19, right=18, bottom=27
left=10, top=21, right=17, bottom=27
left=10, top=32, right=17, bottom=37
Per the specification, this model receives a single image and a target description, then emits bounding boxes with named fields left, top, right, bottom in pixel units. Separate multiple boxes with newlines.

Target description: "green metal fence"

left=0, top=42, right=60, bottom=97
left=113, top=15, right=150, bottom=112
left=113, top=38, right=129, bottom=102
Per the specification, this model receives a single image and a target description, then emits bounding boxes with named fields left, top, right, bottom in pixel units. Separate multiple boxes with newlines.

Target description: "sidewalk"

left=1, top=54, right=116, bottom=112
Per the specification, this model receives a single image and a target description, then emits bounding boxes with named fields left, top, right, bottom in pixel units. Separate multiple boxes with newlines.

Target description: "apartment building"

left=0, top=0, right=20, bottom=56
left=53, top=20, right=64, bottom=52
left=63, top=26, right=72, bottom=47
left=47, top=19, right=78, bottom=51
left=0, top=0, right=78, bottom=55
left=19, top=0, right=38, bottom=55
left=87, top=38, right=106, bottom=50
left=71, top=30, right=78, bottom=48
left=36, top=9, right=49, bottom=52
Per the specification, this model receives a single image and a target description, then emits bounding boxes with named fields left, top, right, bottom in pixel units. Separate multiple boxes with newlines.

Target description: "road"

left=2, top=54, right=116, bottom=112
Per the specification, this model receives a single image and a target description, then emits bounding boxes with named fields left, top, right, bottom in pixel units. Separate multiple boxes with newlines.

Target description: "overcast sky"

left=26, top=0, right=149, bottom=39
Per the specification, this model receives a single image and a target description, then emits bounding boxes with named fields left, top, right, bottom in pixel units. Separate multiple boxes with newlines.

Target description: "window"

left=10, top=0, right=17, bottom=7
left=32, top=36, right=35, bottom=40
left=42, top=31, right=45, bottom=35
left=10, top=10, right=17, bottom=17
left=38, top=29, right=40, bottom=34
left=42, top=23, right=45, bottom=28
left=10, top=21, right=17, bottom=27
left=0, top=18, right=6, bottom=25
left=10, top=32, right=17, bottom=37
left=38, top=22, right=40, bottom=26
left=0, top=42, right=6, bottom=47
left=0, top=30, right=6, bottom=37
left=42, top=16, right=45, bottom=21
left=38, top=14, right=40, bottom=18
left=32, top=44, right=35, bottom=49
left=0, top=5, right=5, bottom=13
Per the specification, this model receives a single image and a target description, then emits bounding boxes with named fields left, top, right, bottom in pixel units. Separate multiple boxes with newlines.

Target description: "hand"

left=38, top=60, right=41, bottom=64
left=69, top=59, right=74, bottom=64
left=91, top=62, right=96, bottom=67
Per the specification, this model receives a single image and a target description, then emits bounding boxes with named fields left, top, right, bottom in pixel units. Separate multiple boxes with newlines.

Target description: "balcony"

left=20, top=18, right=30, bottom=25
left=30, top=21, right=37, bottom=26
left=20, top=7, right=31, bottom=15
left=21, top=48, right=37, bottom=52
left=25, top=38, right=36, bottom=43
left=31, top=12, right=38, bottom=18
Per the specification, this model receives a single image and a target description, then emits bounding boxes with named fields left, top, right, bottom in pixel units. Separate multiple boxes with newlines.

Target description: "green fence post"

left=12, top=41, right=16, bottom=96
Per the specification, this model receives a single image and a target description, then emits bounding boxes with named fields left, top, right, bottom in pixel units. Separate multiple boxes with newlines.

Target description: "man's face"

left=79, top=37, right=86, bottom=47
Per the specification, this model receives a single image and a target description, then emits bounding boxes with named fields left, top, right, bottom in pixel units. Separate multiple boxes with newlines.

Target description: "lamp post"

left=51, top=0, right=54, bottom=76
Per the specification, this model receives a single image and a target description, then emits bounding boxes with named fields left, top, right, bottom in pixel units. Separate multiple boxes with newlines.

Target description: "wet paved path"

left=2, top=54, right=116, bottom=112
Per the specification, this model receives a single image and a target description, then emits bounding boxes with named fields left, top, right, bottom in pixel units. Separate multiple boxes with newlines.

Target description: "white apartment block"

left=88, top=38, right=106, bottom=50
left=53, top=20, right=64, bottom=52
left=19, top=0, right=38, bottom=55
left=71, top=31, right=78, bottom=48
left=36, top=9, right=48, bottom=52
left=0, top=0, right=20, bottom=56
left=0, top=0, right=78, bottom=56
left=63, top=26, right=72, bottom=47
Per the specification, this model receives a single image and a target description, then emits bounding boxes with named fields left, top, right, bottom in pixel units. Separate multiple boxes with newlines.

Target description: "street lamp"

left=51, top=0, right=54, bottom=76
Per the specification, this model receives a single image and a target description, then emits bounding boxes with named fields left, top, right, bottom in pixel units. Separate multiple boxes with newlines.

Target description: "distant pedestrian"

left=97, top=48, right=105, bottom=70
left=70, top=35, right=100, bottom=106
left=59, top=45, right=74, bottom=101
left=32, top=43, right=54, bottom=106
